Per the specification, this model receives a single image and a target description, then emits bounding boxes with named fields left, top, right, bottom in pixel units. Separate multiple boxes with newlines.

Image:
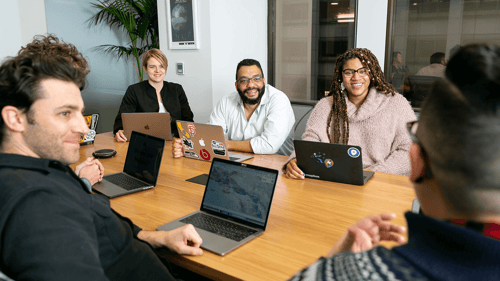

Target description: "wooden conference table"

left=75, top=132, right=416, bottom=281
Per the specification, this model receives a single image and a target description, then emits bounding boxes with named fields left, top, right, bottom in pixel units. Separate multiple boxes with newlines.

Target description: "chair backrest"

left=407, top=75, right=440, bottom=107
left=292, top=103, right=314, bottom=140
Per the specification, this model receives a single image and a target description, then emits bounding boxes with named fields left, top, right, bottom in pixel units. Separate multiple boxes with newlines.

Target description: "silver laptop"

left=157, top=157, right=278, bottom=256
left=176, top=121, right=253, bottom=162
left=294, top=140, right=374, bottom=185
left=92, top=131, right=165, bottom=198
left=122, top=112, right=172, bottom=141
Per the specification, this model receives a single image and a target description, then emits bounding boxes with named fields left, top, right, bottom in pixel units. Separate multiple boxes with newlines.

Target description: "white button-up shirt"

left=209, top=84, right=295, bottom=156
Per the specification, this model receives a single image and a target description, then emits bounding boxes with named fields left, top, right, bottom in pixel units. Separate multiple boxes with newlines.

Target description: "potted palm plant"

left=87, top=0, right=159, bottom=81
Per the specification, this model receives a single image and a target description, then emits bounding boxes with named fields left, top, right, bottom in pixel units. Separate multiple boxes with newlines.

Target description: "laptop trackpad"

left=92, top=180, right=127, bottom=198
left=157, top=219, right=251, bottom=256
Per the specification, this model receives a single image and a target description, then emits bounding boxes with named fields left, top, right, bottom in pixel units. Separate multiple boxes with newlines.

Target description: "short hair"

left=18, top=34, right=90, bottom=75
left=430, top=52, right=445, bottom=64
left=392, top=51, right=401, bottom=59
left=142, top=49, right=168, bottom=69
left=0, top=53, right=86, bottom=146
left=418, top=44, right=500, bottom=215
left=235, top=59, right=264, bottom=81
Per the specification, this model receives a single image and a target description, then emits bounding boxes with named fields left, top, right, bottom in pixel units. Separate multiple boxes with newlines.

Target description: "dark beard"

left=238, top=85, right=266, bottom=105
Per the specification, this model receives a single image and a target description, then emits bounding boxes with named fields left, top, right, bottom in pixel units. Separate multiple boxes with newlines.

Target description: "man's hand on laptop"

left=75, top=157, right=104, bottom=185
left=325, top=213, right=406, bottom=257
left=172, top=137, right=184, bottom=158
left=115, top=130, right=127, bottom=142
left=285, top=158, right=305, bottom=180
left=137, top=225, right=203, bottom=256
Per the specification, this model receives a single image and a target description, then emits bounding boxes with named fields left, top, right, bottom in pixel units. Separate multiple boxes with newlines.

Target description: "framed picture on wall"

left=165, top=0, right=200, bottom=50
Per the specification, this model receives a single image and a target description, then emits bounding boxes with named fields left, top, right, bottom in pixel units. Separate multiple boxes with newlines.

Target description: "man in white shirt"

left=172, top=59, right=295, bottom=157
left=416, top=52, right=446, bottom=78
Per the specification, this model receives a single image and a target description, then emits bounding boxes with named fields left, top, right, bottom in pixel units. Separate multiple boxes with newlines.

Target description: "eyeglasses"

left=342, top=67, right=368, bottom=77
left=237, top=76, right=263, bottom=86
left=407, top=121, right=433, bottom=181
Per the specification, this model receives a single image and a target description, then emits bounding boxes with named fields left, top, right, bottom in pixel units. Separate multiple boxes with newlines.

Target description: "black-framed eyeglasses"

left=342, top=67, right=368, bottom=77
left=407, top=121, right=433, bottom=181
left=237, top=76, right=263, bottom=86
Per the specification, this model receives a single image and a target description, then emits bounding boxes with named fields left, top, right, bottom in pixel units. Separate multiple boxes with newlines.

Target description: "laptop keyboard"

left=105, top=173, right=148, bottom=191
left=180, top=213, right=258, bottom=242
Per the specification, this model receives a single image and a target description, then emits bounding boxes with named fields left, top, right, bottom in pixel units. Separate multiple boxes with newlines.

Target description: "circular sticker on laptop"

left=348, top=147, right=360, bottom=158
left=200, top=149, right=211, bottom=160
left=325, top=159, right=334, bottom=168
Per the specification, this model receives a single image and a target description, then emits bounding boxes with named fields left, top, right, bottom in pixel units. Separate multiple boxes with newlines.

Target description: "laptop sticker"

left=177, top=122, right=191, bottom=139
left=348, top=147, right=360, bottom=158
left=187, top=123, right=196, bottom=137
left=211, top=140, right=227, bottom=156
left=182, top=137, right=194, bottom=150
left=79, top=114, right=99, bottom=145
left=200, top=149, right=211, bottom=160
left=325, top=159, right=334, bottom=168
left=199, top=138, right=206, bottom=147
left=185, top=151, right=199, bottom=159
left=311, top=152, right=326, bottom=164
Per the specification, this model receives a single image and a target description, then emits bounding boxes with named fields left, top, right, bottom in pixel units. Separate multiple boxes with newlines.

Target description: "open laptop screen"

left=123, top=131, right=165, bottom=185
left=201, top=159, right=278, bottom=228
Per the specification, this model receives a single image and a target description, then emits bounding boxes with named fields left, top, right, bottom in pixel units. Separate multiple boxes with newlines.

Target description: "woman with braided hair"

left=285, top=48, right=416, bottom=178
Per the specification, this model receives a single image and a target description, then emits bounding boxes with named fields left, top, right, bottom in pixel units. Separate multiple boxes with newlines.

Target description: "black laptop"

left=294, top=140, right=374, bottom=185
left=92, top=131, right=165, bottom=198
left=157, top=157, right=278, bottom=256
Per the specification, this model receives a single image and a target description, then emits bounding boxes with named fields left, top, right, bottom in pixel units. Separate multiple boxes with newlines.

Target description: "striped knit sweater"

left=290, top=88, right=416, bottom=176
left=288, top=212, right=500, bottom=281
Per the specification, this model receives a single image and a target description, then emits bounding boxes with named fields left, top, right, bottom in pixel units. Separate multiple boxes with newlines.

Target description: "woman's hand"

left=285, top=158, right=305, bottom=180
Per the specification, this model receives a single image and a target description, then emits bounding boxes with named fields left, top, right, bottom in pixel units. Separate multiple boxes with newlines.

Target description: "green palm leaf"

left=87, top=0, right=159, bottom=81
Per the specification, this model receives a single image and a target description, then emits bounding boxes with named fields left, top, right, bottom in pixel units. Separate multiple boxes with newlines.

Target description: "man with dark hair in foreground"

left=0, top=52, right=204, bottom=280
left=18, top=34, right=104, bottom=187
left=289, top=44, right=500, bottom=280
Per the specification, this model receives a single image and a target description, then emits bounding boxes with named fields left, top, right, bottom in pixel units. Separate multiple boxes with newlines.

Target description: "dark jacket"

left=0, top=154, right=175, bottom=281
left=113, top=80, right=194, bottom=137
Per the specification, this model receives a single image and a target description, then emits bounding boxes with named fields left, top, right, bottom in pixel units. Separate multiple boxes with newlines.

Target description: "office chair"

left=407, top=75, right=440, bottom=108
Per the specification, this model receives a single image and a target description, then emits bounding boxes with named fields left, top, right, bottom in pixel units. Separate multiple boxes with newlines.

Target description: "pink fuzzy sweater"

left=290, top=88, right=416, bottom=176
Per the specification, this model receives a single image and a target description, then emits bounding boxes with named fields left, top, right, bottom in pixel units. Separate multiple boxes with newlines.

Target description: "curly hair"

left=18, top=34, right=89, bottom=74
left=0, top=53, right=86, bottom=147
left=326, top=48, right=397, bottom=144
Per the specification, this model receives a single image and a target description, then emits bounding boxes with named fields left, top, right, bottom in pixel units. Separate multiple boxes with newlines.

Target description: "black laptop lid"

left=200, top=158, right=278, bottom=229
left=123, top=131, right=165, bottom=185
left=294, top=140, right=365, bottom=185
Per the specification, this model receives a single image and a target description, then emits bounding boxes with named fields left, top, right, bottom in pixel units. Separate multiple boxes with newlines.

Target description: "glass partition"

left=386, top=0, right=500, bottom=108
left=273, top=0, right=357, bottom=102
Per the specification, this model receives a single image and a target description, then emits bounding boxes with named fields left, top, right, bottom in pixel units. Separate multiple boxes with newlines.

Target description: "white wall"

left=158, top=0, right=268, bottom=123
left=18, top=0, right=48, bottom=46
left=0, top=0, right=47, bottom=62
left=356, top=0, right=389, bottom=70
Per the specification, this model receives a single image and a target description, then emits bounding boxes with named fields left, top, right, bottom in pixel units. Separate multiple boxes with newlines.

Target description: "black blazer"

left=113, top=80, right=194, bottom=137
